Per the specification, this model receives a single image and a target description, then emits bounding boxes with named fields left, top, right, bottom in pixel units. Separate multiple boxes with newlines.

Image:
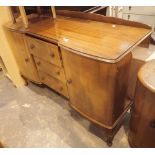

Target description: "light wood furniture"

left=5, top=10, right=152, bottom=146
left=25, top=35, right=68, bottom=98
left=123, top=6, right=155, bottom=31
left=128, top=60, right=155, bottom=147
left=6, top=31, right=40, bottom=83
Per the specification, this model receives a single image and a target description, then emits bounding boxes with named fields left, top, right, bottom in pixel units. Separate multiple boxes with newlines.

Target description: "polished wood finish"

left=25, top=35, right=62, bottom=67
left=62, top=47, right=132, bottom=129
left=34, top=56, right=66, bottom=83
left=39, top=70, right=68, bottom=98
left=6, top=31, right=40, bottom=83
left=24, top=16, right=151, bottom=63
left=5, top=11, right=152, bottom=146
left=56, top=10, right=151, bottom=29
left=128, top=60, right=155, bottom=148
left=5, top=11, right=151, bottom=62
left=26, top=35, right=68, bottom=98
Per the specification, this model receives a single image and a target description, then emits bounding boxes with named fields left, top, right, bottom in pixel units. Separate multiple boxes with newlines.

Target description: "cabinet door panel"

left=61, top=48, right=132, bottom=128
left=8, top=31, right=40, bottom=83
left=61, top=48, right=117, bottom=127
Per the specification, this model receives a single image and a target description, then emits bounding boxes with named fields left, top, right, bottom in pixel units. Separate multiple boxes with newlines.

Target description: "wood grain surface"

left=5, top=11, right=152, bottom=62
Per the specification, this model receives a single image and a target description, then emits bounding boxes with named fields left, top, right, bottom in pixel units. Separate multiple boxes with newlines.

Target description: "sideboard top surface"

left=6, top=15, right=152, bottom=62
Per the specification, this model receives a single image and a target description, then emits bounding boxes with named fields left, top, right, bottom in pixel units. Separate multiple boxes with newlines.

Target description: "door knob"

left=59, top=86, right=63, bottom=91
left=30, top=44, right=35, bottom=49
left=50, top=53, right=55, bottom=58
left=67, top=79, right=72, bottom=84
left=150, top=121, right=155, bottom=128
left=56, top=71, right=60, bottom=75
left=37, top=61, right=41, bottom=66
left=25, top=58, right=29, bottom=62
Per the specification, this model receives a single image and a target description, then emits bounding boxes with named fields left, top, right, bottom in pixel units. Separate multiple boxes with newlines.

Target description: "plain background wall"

left=0, top=6, right=25, bottom=87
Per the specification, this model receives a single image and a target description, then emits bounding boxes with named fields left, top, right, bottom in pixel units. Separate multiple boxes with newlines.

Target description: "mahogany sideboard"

left=5, top=11, right=152, bottom=146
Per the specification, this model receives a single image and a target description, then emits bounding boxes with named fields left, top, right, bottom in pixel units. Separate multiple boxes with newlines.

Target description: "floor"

left=0, top=71, right=130, bottom=148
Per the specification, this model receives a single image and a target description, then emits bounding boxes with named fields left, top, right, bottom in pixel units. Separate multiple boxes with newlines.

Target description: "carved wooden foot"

left=106, top=136, right=113, bottom=147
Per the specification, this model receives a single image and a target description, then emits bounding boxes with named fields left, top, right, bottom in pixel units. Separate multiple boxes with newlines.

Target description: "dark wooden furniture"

left=128, top=60, right=155, bottom=148
left=5, top=10, right=152, bottom=146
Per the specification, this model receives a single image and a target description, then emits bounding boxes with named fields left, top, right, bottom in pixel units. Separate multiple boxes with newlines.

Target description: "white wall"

left=0, top=6, right=25, bottom=87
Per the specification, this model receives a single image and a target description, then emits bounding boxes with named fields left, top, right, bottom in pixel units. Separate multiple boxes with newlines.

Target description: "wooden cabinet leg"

left=130, top=104, right=134, bottom=114
left=106, top=135, right=114, bottom=147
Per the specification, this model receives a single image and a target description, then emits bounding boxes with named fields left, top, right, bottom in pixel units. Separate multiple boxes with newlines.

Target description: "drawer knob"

left=129, top=6, right=132, bottom=10
left=37, top=61, right=41, bottom=66
left=41, top=77, right=45, bottom=81
left=59, top=87, right=63, bottom=91
left=50, top=53, right=55, bottom=58
left=56, top=71, right=60, bottom=75
left=30, top=44, right=35, bottom=49
left=150, top=121, right=155, bottom=128
left=128, top=15, right=130, bottom=20
left=67, top=79, right=72, bottom=84
left=25, top=58, right=29, bottom=62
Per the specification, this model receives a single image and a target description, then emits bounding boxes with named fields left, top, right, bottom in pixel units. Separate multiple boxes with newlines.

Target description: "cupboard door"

left=61, top=48, right=117, bottom=127
left=61, top=48, right=132, bottom=128
left=8, top=31, right=41, bottom=83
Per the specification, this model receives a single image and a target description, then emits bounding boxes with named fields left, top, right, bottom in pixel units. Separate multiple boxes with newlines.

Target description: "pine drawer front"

left=34, top=56, right=66, bottom=83
left=123, top=6, right=155, bottom=15
left=39, top=71, right=69, bottom=98
left=26, top=36, right=62, bottom=67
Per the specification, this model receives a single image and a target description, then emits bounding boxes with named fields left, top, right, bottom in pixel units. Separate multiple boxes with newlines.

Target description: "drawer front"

left=26, top=36, right=62, bottom=67
left=39, top=71, right=68, bottom=98
left=123, top=6, right=155, bottom=15
left=123, top=13, right=155, bottom=27
left=34, top=56, right=66, bottom=83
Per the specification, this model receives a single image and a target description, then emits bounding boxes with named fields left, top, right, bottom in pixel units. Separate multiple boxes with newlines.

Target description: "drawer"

left=123, top=13, right=155, bottom=27
left=123, top=6, right=155, bottom=15
left=26, top=36, right=62, bottom=67
left=34, top=56, right=66, bottom=83
left=39, top=71, right=69, bottom=98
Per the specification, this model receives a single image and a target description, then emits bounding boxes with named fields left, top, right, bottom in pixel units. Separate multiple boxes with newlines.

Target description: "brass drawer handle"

left=67, top=79, right=72, bottom=84
left=59, top=86, right=63, bottom=91
left=30, top=44, right=35, bottom=49
left=150, top=121, right=155, bottom=128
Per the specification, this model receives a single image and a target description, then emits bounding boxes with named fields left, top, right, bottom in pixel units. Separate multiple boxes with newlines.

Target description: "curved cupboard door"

left=7, top=31, right=41, bottom=83
left=61, top=47, right=132, bottom=129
